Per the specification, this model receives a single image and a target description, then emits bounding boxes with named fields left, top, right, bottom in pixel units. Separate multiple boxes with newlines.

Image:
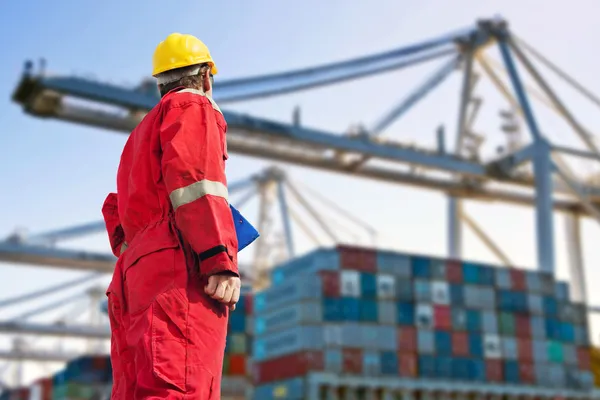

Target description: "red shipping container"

left=342, top=348, right=363, bottom=374
left=434, top=306, right=451, bottom=330
left=445, top=260, right=463, bottom=283
left=254, top=351, right=324, bottom=384
left=319, top=270, right=341, bottom=297
left=91, top=355, right=109, bottom=370
left=398, top=354, right=417, bottom=377
left=398, top=326, right=417, bottom=352
left=451, top=332, right=469, bottom=356
left=229, top=354, right=247, bottom=376
left=519, top=362, right=535, bottom=384
left=517, top=338, right=533, bottom=362
left=515, top=315, right=531, bottom=337
left=338, top=245, right=377, bottom=273
left=578, top=347, right=591, bottom=370
left=485, top=360, right=503, bottom=382
left=34, top=378, right=52, bottom=400
left=245, top=294, right=254, bottom=316
left=510, top=269, right=527, bottom=291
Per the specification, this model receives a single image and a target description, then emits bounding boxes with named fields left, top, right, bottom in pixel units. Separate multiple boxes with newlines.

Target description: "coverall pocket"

left=123, top=243, right=182, bottom=315
left=151, top=288, right=189, bottom=392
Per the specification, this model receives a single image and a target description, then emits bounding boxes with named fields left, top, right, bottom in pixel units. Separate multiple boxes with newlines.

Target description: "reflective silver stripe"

left=177, top=88, right=222, bottom=115
left=170, top=179, right=229, bottom=210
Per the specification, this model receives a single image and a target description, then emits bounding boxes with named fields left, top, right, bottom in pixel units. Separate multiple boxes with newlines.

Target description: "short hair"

left=156, top=63, right=213, bottom=97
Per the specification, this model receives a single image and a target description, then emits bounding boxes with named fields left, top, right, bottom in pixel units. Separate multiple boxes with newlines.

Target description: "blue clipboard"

left=230, top=204, right=259, bottom=252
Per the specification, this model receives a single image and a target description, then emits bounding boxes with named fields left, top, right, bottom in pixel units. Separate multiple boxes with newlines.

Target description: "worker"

left=104, top=33, right=241, bottom=399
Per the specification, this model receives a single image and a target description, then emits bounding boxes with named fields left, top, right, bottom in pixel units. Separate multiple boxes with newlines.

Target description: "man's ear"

left=202, top=71, right=212, bottom=93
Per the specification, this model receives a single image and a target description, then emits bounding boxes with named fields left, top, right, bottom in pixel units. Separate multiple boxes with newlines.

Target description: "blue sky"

left=1, top=0, right=600, bottom=385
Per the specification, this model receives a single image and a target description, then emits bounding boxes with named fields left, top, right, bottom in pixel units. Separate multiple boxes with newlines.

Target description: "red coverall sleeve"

left=101, top=193, right=126, bottom=257
left=159, top=98, right=238, bottom=276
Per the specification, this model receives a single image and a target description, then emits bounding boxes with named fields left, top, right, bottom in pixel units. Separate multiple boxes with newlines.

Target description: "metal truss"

left=3, top=16, right=600, bottom=366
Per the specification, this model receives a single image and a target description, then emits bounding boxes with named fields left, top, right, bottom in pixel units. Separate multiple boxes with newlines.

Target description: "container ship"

left=1, top=245, right=597, bottom=400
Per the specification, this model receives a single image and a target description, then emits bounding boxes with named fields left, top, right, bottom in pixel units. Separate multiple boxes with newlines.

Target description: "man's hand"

left=204, top=274, right=241, bottom=311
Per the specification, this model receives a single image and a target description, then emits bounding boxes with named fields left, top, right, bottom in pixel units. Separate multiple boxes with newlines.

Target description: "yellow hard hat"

left=152, top=33, right=218, bottom=77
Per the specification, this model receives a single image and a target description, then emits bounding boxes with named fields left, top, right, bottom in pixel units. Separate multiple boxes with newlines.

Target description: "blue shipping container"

left=363, top=351, right=381, bottom=376
left=561, top=322, right=575, bottom=343
left=466, top=310, right=481, bottom=331
left=360, top=273, right=377, bottom=298
left=414, top=281, right=431, bottom=302
left=504, top=360, right=520, bottom=384
left=229, top=312, right=246, bottom=333
left=396, top=279, right=413, bottom=301
left=478, top=266, right=495, bottom=286
left=468, top=334, right=484, bottom=358
left=555, top=282, right=570, bottom=301
left=468, top=359, right=486, bottom=382
left=271, top=249, right=340, bottom=285
left=325, top=349, right=342, bottom=373
left=451, top=358, right=470, bottom=380
left=543, top=296, right=558, bottom=317
left=412, top=257, right=431, bottom=278
left=253, top=326, right=325, bottom=361
left=381, top=352, right=399, bottom=375
left=397, top=302, right=415, bottom=325
left=377, top=252, right=411, bottom=277
left=418, top=355, right=436, bottom=378
left=545, top=319, right=561, bottom=341
left=435, top=331, right=452, bottom=356
left=254, top=276, right=321, bottom=312
left=359, top=299, right=378, bottom=322
left=462, top=263, right=480, bottom=284
left=322, top=298, right=343, bottom=322
left=340, top=297, right=361, bottom=321
left=255, top=301, right=323, bottom=334
left=452, top=309, right=467, bottom=331
left=449, top=285, right=464, bottom=306
left=435, top=357, right=453, bottom=379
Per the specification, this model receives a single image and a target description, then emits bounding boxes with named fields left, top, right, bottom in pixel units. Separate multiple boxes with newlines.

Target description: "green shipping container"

left=499, top=312, right=515, bottom=335
left=52, top=384, right=67, bottom=399
left=548, top=341, right=564, bottom=362
left=52, top=383, right=99, bottom=400
left=223, top=353, right=231, bottom=375
left=229, top=333, right=247, bottom=354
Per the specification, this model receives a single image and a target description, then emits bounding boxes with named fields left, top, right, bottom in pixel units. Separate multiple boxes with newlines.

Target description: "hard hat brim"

left=152, top=61, right=218, bottom=77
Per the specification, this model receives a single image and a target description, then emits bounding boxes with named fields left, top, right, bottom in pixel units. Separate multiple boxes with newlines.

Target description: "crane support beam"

left=0, top=350, right=79, bottom=362
left=14, top=75, right=485, bottom=177
left=28, top=221, right=106, bottom=245
left=0, top=321, right=110, bottom=339
left=13, top=69, right=600, bottom=204
left=0, top=241, right=115, bottom=272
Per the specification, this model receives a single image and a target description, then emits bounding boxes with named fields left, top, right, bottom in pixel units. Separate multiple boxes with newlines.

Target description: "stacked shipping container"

left=252, top=246, right=595, bottom=399
left=51, top=355, right=112, bottom=399
left=0, top=291, right=255, bottom=400
left=222, top=288, right=254, bottom=399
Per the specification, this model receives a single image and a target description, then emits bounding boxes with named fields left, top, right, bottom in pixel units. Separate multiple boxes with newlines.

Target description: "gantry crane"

left=3, top=17, right=600, bottom=386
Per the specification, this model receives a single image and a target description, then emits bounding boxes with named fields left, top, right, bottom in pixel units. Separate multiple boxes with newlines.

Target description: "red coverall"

left=104, top=87, right=239, bottom=399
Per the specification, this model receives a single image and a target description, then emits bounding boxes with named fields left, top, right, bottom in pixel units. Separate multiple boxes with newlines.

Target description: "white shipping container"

left=29, top=384, right=41, bottom=400
left=376, top=274, right=396, bottom=299
left=416, top=303, right=434, bottom=329
left=484, top=334, right=502, bottom=359
left=324, top=324, right=342, bottom=346
left=340, top=270, right=361, bottom=297
left=431, top=281, right=450, bottom=305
